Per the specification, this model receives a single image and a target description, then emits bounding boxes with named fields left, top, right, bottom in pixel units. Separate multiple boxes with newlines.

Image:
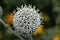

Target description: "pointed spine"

left=17, top=7, right=20, bottom=11
left=36, top=9, right=39, bottom=12
left=29, top=5, right=32, bottom=8
left=33, top=6, right=35, bottom=10
left=21, top=5, right=23, bottom=8
left=24, top=4, right=27, bottom=8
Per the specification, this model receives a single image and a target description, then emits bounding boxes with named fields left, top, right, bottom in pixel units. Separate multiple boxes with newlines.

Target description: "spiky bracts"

left=13, top=5, right=42, bottom=36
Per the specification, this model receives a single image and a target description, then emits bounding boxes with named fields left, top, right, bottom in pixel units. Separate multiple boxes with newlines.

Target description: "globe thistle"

left=13, top=5, right=43, bottom=37
left=0, top=6, right=3, bottom=18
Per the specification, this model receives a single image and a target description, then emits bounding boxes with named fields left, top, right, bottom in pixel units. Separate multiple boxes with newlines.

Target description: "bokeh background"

left=0, top=0, right=60, bottom=40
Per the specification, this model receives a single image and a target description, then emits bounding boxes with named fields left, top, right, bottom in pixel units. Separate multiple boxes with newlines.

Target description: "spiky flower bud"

left=13, top=5, right=42, bottom=36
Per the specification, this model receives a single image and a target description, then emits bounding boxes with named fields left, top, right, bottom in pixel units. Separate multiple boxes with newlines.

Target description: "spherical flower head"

left=0, top=6, right=3, bottom=17
left=13, top=5, right=42, bottom=36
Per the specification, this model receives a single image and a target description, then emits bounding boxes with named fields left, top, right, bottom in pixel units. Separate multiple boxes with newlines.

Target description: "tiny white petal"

left=33, top=6, right=35, bottom=10
left=36, top=9, right=39, bottom=12
left=21, top=5, right=23, bottom=8
left=29, top=5, right=32, bottom=8
left=24, top=4, right=27, bottom=8
left=17, top=7, right=20, bottom=10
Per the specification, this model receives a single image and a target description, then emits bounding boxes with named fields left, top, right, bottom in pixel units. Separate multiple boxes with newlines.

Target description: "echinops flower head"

left=13, top=5, right=43, bottom=36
